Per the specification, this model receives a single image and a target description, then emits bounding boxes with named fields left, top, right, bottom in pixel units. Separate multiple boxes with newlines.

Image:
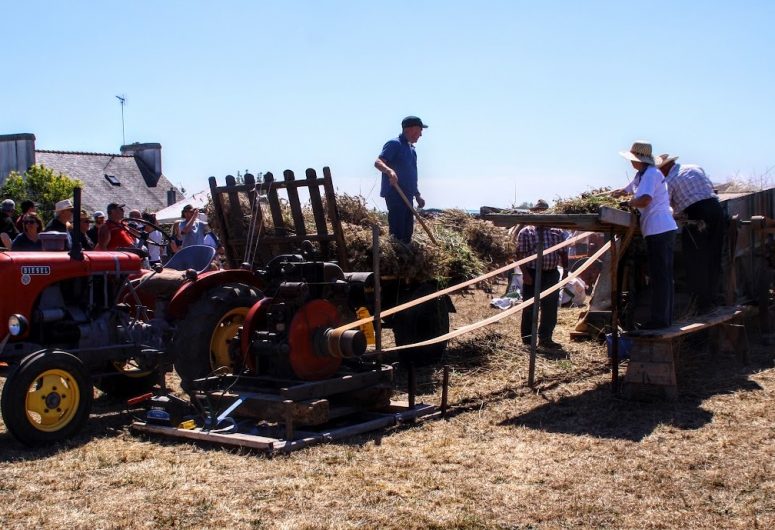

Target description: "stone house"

left=0, top=133, right=180, bottom=214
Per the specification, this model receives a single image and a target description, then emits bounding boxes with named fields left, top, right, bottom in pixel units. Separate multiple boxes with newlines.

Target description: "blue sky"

left=2, top=1, right=774, bottom=209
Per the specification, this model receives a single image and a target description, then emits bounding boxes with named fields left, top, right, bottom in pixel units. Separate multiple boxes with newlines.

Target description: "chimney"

left=167, top=188, right=177, bottom=206
left=0, top=133, right=36, bottom=185
left=121, top=142, right=162, bottom=187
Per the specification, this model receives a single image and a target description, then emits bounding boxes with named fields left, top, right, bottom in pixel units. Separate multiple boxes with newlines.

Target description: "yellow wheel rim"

left=24, top=369, right=81, bottom=433
left=209, top=308, right=249, bottom=372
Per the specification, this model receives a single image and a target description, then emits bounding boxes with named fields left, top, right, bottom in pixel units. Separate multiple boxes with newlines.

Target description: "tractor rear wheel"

left=392, top=283, right=451, bottom=366
left=1, top=350, right=93, bottom=446
left=172, top=283, right=262, bottom=391
left=93, top=359, right=160, bottom=399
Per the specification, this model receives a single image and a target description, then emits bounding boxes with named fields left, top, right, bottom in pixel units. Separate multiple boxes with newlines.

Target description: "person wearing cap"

left=142, top=212, right=165, bottom=266
left=11, top=212, right=43, bottom=251
left=1, top=198, right=19, bottom=248
left=178, top=204, right=208, bottom=248
left=98, top=202, right=135, bottom=251
left=87, top=210, right=105, bottom=243
left=516, top=199, right=568, bottom=348
left=77, top=209, right=96, bottom=250
left=14, top=200, right=37, bottom=232
left=44, top=198, right=75, bottom=250
left=374, top=116, right=428, bottom=244
left=657, top=154, right=724, bottom=313
left=612, top=141, right=678, bottom=329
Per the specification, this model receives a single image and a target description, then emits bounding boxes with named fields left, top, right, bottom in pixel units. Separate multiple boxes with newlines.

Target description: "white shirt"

left=625, top=165, right=677, bottom=237
left=147, top=230, right=163, bottom=262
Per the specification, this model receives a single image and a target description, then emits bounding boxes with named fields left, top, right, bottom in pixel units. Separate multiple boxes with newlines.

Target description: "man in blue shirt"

left=374, top=116, right=428, bottom=243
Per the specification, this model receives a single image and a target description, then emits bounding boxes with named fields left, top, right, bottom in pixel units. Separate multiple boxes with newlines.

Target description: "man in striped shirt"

left=517, top=200, right=569, bottom=348
left=658, top=154, right=725, bottom=313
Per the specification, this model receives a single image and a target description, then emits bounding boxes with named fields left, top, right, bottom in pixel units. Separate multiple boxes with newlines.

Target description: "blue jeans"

left=646, top=230, right=677, bottom=327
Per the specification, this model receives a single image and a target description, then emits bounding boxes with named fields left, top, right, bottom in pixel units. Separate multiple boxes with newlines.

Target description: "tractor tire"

left=171, top=283, right=262, bottom=391
left=393, top=283, right=451, bottom=366
left=93, top=361, right=159, bottom=399
left=1, top=350, right=93, bottom=446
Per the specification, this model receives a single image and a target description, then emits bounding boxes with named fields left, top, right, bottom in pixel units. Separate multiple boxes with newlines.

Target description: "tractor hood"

left=0, top=250, right=144, bottom=342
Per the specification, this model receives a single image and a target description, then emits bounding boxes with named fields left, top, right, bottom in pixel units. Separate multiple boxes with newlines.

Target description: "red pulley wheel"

left=288, top=299, right=342, bottom=380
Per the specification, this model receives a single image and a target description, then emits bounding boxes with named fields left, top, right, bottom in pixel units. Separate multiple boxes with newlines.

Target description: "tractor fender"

left=167, top=269, right=265, bottom=320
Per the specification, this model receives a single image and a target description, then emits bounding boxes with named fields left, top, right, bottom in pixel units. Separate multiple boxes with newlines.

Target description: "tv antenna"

left=115, top=94, right=127, bottom=145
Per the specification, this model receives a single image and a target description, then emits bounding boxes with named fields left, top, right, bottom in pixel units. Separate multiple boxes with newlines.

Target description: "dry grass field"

left=1, top=285, right=773, bottom=529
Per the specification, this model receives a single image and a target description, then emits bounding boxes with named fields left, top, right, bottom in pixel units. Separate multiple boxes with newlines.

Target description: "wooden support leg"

left=622, top=339, right=678, bottom=400
left=284, top=400, right=295, bottom=442
left=721, top=323, right=750, bottom=364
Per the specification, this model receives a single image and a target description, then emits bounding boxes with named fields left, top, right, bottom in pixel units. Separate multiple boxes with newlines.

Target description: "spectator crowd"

left=0, top=198, right=227, bottom=270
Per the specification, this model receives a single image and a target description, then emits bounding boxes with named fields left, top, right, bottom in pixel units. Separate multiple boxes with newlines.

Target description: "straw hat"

left=55, top=198, right=74, bottom=212
left=619, top=141, right=656, bottom=165
left=656, top=153, right=679, bottom=168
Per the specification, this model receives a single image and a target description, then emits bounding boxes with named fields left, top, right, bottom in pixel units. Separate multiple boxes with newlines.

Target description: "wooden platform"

left=621, top=306, right=750, bottom=400
left=482, top=206, right=634, bottom=233
left=131, top=401, right=439, bottom=453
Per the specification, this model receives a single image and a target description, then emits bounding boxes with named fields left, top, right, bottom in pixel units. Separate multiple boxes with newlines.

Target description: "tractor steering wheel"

left=121, top=217, right=173, bottom=248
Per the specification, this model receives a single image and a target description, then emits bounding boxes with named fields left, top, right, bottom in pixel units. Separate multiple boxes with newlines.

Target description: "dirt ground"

left=1, top=285, right=773, bottom=529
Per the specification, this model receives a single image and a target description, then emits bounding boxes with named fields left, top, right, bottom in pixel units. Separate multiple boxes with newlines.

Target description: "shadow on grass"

left=497, top=337, right=768, bottom=441
left=0, top=392, right=152, bottom=461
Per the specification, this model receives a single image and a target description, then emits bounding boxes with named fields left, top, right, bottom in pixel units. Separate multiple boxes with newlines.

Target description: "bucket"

left=605, top=333, right=632, bottom=360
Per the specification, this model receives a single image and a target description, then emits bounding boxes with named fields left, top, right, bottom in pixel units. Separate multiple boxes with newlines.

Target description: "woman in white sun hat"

left=612, top=141, right=678, bottom=329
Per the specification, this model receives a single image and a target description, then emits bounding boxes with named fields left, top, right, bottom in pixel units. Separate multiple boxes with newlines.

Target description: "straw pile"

left=334, top=199, right=512, bottom=286
left=207, top=190, right=514, bottom=286
left=549, top=187, right=628, bottom=214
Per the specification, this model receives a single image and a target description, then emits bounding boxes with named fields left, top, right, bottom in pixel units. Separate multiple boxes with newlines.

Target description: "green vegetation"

left=0, top=164, right=82, bottom=223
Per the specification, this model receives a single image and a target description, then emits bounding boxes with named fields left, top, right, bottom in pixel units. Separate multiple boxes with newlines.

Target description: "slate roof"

left=35, top=150, right=179, bottom=215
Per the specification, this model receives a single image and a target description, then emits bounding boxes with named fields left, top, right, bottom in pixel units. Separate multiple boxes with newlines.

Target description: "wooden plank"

left=224, top=175, right=246, bottom=249
left=198, top=392, right=330, bottom=425
left=280, top=366, right=392, bottom=401
left=482, top=212, right=630, bottom=233
left=306, top=168, right=331, bottom=259
left=629, top=340, right=674, bottom=363
left=598, top=206, right=636, bottom=228
left=283, top=170, right=307, bottom=237
left=263, top=171, right=288, bottom=237
left=624, top=361, right=676, bottom=386
left=626, top=306, right=746, bottom=340
left=131, top=422, right=277, bottom=450
left=209, top=176, right=236, bottom=264
left=322, top=166, right=351, bottom=270
left=241, top=172, right=262, bottom=268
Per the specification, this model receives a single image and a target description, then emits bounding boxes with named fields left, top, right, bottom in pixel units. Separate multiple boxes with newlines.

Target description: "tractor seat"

left=164, top=244, right=216, bottom=274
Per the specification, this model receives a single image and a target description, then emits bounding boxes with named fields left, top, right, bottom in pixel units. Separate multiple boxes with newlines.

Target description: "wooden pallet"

left=131, top=401, right=439, bottom=453
left=208, top=167, right=349, bottom=270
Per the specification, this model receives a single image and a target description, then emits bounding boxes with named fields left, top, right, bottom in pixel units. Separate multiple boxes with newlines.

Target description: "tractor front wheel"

left=1, top=350, right=93, bottom=446
left=171, top=283, right=262, bottom=391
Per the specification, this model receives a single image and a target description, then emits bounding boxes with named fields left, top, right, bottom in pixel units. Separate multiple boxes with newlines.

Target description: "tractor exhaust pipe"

left=69, top=187, right=84, bottom=261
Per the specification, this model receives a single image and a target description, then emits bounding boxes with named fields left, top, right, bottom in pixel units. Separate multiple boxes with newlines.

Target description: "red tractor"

left=0, top=241, right=376, bottom=445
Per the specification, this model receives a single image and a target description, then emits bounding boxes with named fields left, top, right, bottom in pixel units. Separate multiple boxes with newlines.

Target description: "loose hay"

left=1, top=289, right=773, bottom=529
